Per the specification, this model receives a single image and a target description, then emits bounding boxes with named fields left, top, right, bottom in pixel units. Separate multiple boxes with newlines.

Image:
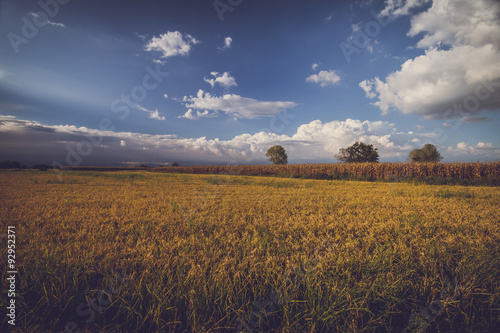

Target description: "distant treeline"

left=0, top=161, right=24, bottom=169
left=0, top=162, right=149, bottom=171
left=151, top=162, right=500, bottom=185
left=0, top=161, right=56, bottom=170
left=57, top=166, right=149, bottom=171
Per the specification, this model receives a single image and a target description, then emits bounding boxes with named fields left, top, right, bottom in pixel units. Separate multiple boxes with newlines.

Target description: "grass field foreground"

left=1, top=170, right=499, bottom=332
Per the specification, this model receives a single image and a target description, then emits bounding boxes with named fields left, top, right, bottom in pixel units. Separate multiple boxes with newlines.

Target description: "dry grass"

left=1, top=170, right=499, bottom=332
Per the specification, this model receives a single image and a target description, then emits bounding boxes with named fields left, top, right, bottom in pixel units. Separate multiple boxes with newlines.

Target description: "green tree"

left=408, top=143, right=442, bottom=162
left=335, top=141, right=379, bottom=163
left=266, top=145, right=288, bottom=165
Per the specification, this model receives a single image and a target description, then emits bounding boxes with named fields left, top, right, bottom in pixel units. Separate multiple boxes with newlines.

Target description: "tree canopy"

left=335, top=142, right=379, bottom=163
left=266, top=145, right=288, bottom=165
left=408, top=143, right=442, bottom=163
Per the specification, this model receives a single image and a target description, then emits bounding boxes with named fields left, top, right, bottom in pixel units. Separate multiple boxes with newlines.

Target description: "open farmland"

left=1, top=170, right=500, bottom=332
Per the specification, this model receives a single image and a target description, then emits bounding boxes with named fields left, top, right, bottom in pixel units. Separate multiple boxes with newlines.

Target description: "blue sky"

left=1, top=0, right=499, bottom=166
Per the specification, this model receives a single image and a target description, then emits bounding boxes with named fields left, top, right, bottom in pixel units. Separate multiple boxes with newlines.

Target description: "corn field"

left=149, top=162, right=500, bottom=180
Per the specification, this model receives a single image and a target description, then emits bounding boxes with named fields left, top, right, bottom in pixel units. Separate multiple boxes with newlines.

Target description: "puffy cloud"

left=204, top=72, right=237, bottom=89
left=455, top=141, right=494, bottom=150
left=145, top=31, right=199, bottom=59
left=359, top=80, right=376, bottom=98
left=178, top=109, right=218, bottom=120
left=182, top=89, right=297, bottom=119
left=290, top=118, right=413, bottom=160
left=306, top=70, right=341, bottom=87
left=136, top=104, right=165, bottom=121
left=363, top=0, right=500, bottom=120
left=379, top=0, right=430, bottom=19
left=360, top=45, right=500, bottom=117
left=218, top=37, right=232, bottom=51
left=477, top=142, right=494, bottom=148
left=221, top=36, right=232, bottom=50
left=407, top=0, right=500, bottom=49
left=163, top=93, right=169, bottom=99
left=447, top=141, right=499, bottom=160
left=149, top=109, right=165, bottom=121
left=120, top=140, right=127, bottom=147
left=312, top=63, right=320, bottom=70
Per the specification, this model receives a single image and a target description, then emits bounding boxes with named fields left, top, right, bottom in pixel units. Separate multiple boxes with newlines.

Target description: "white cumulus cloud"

left=182, top=89, right=297, bottom=119
left=136, top=104, right=165, bottom=121
left=223, top=37, right=232, bottom=49
left=379, top=0, right=430, bottom=19
left=447, top=141, right=499, bottom=159
left=362, top=0, right=500, bottom=120
left=178, top=109, right=218, bottom=120
left=204, top=72, right=237, bottom=89
left=407, top=0, right=500, bottom=49
left=306, top=70, right=341, bottom=87
left=145, top=31, right=199, bottom=59
left=149, top=109, right=165, bottom=121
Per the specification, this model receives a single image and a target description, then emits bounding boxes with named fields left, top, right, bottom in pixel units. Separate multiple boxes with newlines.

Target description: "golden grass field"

left=1, top=170, right=500, bottom=332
